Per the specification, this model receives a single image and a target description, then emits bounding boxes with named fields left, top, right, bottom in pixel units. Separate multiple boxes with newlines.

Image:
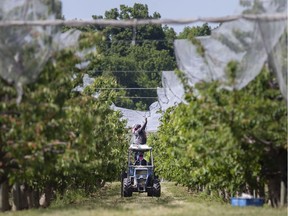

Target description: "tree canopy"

left=81, top=3, right=177, bottom=110
left=150, top=65, right=287, bottom=206
left=0, top=1, right=286, bottom=211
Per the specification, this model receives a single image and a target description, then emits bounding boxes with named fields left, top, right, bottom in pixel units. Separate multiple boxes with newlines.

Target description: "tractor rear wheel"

left=153, top=179, right=161, bottom=197
left=120, top=171, right=127, bottom=197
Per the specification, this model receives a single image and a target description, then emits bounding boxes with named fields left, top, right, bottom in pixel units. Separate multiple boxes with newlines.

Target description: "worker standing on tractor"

left=132, top=117, right=147, bottom=145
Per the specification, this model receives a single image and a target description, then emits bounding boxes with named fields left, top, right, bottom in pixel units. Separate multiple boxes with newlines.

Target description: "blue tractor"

left=121, top=144, right=161, bottom=197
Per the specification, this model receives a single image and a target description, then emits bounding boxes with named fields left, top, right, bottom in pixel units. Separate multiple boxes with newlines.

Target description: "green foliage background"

left=0, top=2, right=286, bottom=209
left=0, top=48, right=128, bottom=195
left=149, top=66, right=287, bottom=199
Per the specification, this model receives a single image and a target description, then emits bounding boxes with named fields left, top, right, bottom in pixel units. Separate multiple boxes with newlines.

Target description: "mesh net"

left=158, top=71, right=186, bottom=111
left=1, top=0, right=286, bottom=130
left=77, top=73, right=183, bottom=132
left=174, top=0, right=287, bottom=99
left=116, top=0, right=287, bottom=131
left=0, top=0, right=81, bottom=103
left=111, top=102, right=162, bottom=133
left=110, top=71, right=186, bottom=132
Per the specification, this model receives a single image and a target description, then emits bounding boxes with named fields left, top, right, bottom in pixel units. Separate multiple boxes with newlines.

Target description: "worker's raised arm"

left=139, top=117, right=147, bottom=132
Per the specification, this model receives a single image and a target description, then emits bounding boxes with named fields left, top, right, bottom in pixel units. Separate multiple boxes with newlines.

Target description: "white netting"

left=3, top=0, right=285, bottom=130
left=116, top=0, right=287, bottom=132
left=111, top=104, right=154, bottom=132
left=0, top=0, right=81, bottom=103
left=75, top=72, right=184, bottom=132
left=158, top=71, right=186, bottom=111
left=111, top=102, right=162, bottom=133
left=174, top=0, right=287, bottom=99
left=109, top=71, right=184, bottom=131
left=272, top=32, right=287, bottom=98
left=110, top=70, right=186, bottom=132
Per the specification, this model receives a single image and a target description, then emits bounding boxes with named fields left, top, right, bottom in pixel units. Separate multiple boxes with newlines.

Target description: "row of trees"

left=0, top=2, right=212, bottom=211
left=150, top=64, right=287, bottom=207
left=147, top=0, right=287, bottom=207
left=1, top=1, right=285, bottom=211
left=0, top=47, right=129, bottom=210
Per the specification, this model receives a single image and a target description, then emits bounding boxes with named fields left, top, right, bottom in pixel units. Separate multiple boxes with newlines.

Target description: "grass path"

left=2, top=182, right=287, bottom=216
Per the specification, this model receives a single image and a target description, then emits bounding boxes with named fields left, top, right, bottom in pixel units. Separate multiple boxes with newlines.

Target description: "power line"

left=100, top=39, right=175, bottom=43
left=0, top=13, right=286, bottom=27
left=119, top=96, right=158, bottom=99
left=94, top=88, right=158, bottom=90
left=93, top=70, right=166, bottom=73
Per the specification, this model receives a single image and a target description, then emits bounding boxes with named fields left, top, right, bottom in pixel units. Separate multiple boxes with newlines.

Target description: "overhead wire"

left=0, top=13, right=286, bottom=27
left=93, top=88, right=158, bottom=90
left=98, top=39, right=175, bottom=43
left=1, top=6, right=286, bottom=125
left=119, top=96, right=158, bottom=99
left=2, top=10, right=285, bottom=109
left=93, top=70, right=167, bottom=73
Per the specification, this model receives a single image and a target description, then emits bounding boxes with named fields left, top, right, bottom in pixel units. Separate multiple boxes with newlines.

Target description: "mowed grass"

left=1, top=182, right=287, bottom=216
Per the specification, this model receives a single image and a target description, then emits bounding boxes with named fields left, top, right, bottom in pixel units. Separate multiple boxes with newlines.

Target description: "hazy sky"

left=61, top=0, right=241, bottom=33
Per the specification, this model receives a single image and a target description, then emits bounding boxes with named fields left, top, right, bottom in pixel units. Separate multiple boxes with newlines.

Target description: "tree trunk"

left=263, top=147, right=287, bottom=208
left=27, top=187, right=40, bottom=209
left=39, top=186, right=54, bottom=208
left=0, top=181, right=10, bottom=211
left=12, top=184, right=28, bottom=211
left=12, top=184, right=20, bottom=211
left=258, top=184, right=265, bottom=198
left=280, top=181, right=287, bottom=207
left=267, top=176, right=281, bottom=208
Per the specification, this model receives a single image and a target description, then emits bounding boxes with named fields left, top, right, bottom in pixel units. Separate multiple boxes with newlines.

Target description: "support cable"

left=0, top=13, right=286, bottom=27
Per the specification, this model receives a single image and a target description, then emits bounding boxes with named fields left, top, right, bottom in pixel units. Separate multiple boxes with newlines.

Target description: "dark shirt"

left=134, top=159, right=147, bottom=166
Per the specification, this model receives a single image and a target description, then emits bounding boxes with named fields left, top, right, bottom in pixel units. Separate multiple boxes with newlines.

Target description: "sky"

left=61, top=0, right=241, bottom=34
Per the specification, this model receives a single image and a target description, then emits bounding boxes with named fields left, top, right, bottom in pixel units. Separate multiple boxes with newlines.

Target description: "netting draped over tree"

left=110, top=71, right=184, bottom=132
left=0, top=0, right=80, bottom=103
left=112, top=0, right=287, bottom=131
left=174, top=0, right=287, bottom=99
left=113, top=0, right=287, bottom=131
left=157, top=71, right=186, bottom=111
left=78, top=71, right=183, bottom=132
left=0, top=0, right=286, bottom=131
